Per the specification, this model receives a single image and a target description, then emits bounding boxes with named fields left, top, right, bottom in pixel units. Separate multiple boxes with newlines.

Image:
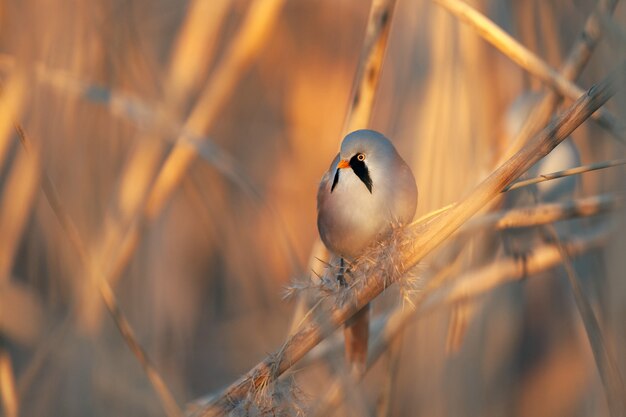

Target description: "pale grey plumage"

left=317, top=129, right=418, bottom=260
left=316, top=129, right=418, bottom=373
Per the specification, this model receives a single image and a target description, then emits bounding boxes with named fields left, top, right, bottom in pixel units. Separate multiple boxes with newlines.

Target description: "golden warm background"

left=0, top=1, right=625, bottom=416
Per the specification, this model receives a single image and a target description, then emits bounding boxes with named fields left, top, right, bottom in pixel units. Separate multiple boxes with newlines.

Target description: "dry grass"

left=0, top=1, right=625, bottom=417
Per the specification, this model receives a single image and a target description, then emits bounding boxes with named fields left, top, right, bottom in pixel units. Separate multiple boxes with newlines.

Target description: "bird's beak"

left=337, top=159, right=350, bottom=169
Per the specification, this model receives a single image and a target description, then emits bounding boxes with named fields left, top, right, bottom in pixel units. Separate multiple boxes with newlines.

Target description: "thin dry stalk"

left=338, top=0, right=402, bottom=395
left=118, top=0, right=229, bottom=219
left=165, top=0, right=230, bottom=104
left=439, top=0, right=621, bottom=362
left=462, top=193, right=623, bottom=233
left=401, top=68, right=619, bottom=268
left=145, top=0, right=286, bottom=218
left=79, top=0, right=231, bottom=329
left=384, top=227, right=608, bottom=364
left=505, top=0, right=620, bottom=160
left=14, top=128, right=183, bottom=417
left=430, top=229, right=608, bottom=308
left=486, top=2, right=626, bottom=404
left=545, top=224, right=626, bottom=417
left=343, top=0, right=398, bottom=134
left=73, top=0, right=286, bottom=335
left=383, top=227, right=608, bottom=361
left=17, top=315, right=72, bottom=397
left=27, top=3, right=283, bottom=409
left=504, top=158, right=626, bottom=191
left=560, top=0, right=620, bottom=80
left=434, top=0, right=625, bottom=144
left=188, top=56, right=621, bottom=417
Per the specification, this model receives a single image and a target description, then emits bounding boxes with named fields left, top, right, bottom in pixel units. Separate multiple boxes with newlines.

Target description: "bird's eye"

left=357, top=153, right=365, bottom=161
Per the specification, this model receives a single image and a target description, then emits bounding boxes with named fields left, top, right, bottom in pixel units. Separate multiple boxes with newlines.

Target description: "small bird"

left=317, top=129, right=418, bottom=374
left=502, top=92, right=581, bottom=257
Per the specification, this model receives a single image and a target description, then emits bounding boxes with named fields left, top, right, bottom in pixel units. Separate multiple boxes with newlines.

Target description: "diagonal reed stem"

left=14, top=126, right=183, bottom=417
left=310, top=225, right=610, bottom=413
left=545, top=224, right=626, bottom=416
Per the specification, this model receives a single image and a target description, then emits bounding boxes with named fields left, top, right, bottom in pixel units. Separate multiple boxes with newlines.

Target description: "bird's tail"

left=344, top=303, right=370, bottom=376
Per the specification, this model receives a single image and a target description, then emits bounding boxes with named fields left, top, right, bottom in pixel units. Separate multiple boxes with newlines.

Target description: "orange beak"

left=337, top=159, right=350, bottom=169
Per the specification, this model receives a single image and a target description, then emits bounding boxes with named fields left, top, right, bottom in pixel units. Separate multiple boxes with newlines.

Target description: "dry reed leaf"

left=504, top=158, right=626, bottom=191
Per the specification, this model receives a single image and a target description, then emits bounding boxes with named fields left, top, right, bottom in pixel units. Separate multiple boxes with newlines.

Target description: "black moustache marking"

left=330, top=169, right=340, bottom=192
left=349, top=154, right=373, bottom=193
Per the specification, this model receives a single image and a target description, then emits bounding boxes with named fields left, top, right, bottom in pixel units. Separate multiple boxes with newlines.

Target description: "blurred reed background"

left=0, top=0, right=624, bottom=416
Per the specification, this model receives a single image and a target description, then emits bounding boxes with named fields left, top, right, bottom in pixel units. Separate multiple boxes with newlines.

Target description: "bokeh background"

left=0, top=0, right=625, bottom=416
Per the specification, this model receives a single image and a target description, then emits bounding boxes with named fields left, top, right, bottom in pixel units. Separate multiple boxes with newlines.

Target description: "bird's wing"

left=317, top=153, right=340, bottom=211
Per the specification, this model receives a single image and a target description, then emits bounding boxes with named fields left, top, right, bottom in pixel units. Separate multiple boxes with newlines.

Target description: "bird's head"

left=331, top=129, right=400, bottom=194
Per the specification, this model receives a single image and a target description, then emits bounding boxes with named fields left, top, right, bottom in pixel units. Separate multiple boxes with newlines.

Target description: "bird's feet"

left=337, top=257, right=349, bottom=288
left=512, top=250, right=530, bottom=278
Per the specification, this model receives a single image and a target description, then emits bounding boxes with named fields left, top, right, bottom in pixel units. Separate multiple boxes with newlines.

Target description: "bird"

left=501, top=91, right=584, bottom=378
left=501, top=91, right=581, bottom=258
left=317, top=129, right=418, bottom=374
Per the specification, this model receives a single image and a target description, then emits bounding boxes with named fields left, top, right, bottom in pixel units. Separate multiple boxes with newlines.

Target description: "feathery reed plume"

left=308, top=224, right=611, bottom=414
